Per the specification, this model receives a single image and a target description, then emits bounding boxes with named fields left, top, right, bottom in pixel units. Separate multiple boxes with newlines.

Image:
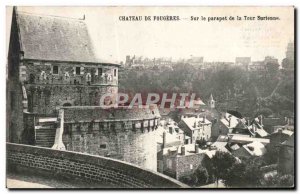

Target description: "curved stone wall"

left=7, top=143, right=188, bottom=188
left=62, top=128, right=158, bottom=171
left=61, top=106, right=161, bottom=171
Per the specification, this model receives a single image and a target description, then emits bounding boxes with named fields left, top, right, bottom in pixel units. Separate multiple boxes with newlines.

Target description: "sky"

left=6, top=6, right=294, bottom=63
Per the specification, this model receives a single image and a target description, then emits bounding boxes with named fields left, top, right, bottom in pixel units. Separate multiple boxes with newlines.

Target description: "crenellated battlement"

left=61, top=106, right=161, bottom=137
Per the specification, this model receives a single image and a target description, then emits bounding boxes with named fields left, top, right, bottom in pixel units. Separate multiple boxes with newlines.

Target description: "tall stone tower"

left=7, top=8, right=160, bottom=171
left=208, top=94, right=215, bottom=109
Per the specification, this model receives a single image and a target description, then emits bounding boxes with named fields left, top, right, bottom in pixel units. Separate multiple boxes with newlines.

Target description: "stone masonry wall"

left=7, top=143, right=187, bottom=188
left=63, top=129, right=157, bottom=171
left=7, top=8, right=23, bottom=143
left=22, top=60, right=118, bottom=114
left=176, top=153, right=206, bottom=180
left=61, top=106, right=161, bottom=171
left=25, top=84, right=117, bottom=114
left=7, top=83, right=24, bottom=143
left=23, top=61, right=118, bottom=86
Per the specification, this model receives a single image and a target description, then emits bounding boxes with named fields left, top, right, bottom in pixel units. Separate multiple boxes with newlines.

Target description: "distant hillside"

left=119, top=63, right=294, bottom=117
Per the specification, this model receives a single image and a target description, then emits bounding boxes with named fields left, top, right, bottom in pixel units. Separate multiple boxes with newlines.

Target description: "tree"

left=179, top=166, right=209, bottom=187
left=223, top=162, right=246, bottom=187
left=263, top=148, right=279, bottom=165
left=263, top=174, right=278, bottom=187
left=201, top=155, right=215, bottom=183
left=282, top=58, right=294, bottom=70
left=243, top=157, right=264, bottom=187
left=254, top=108, right=273, bottom=117
left=263, top=174, right=294, bottom=188
left=194, top=166, right=209, bottom=186
left=179, top=174, right=197, bottom=186
left=223, top=156, right=265, bottom=188
left=278, top=174, right=294, bottom=187
left=280, top=110, right=293, bottom=118
left=196, top=138, right=207, bottom=148
left=210, top=151, right=236, bottom=186
left=266, top=62, right=279, bottom=77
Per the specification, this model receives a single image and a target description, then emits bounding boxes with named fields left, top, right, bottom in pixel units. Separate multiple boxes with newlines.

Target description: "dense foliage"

left=179, top=151, right=294, bottom=188
left=119, top=63, right=294, bottom=117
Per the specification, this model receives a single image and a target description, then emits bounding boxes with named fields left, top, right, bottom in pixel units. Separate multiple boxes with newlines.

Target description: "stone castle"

left=7, top=8, right=160, bottom=171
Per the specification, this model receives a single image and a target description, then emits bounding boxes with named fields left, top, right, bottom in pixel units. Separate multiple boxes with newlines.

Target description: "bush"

left=194, top=166, right=209, bottom=186
left=263, top=174, right=294, bottom=188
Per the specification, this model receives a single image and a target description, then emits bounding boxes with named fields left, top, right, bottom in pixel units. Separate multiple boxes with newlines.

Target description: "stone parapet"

left=7, top=143, right=188, bottom=188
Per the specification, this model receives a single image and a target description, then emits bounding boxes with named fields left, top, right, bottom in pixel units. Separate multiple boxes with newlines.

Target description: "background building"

left=286, top=42, right=294, bottom=61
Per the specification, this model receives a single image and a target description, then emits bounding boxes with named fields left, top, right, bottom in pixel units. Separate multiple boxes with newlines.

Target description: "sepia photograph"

left=5, top=6, right=295, bottom=189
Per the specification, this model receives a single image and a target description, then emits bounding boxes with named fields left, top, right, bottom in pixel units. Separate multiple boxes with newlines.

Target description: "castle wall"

left=7, top=84, right=24, bottom=143
left=24, top=103, right=162, bottom=172
left=62, top=127, right=157, bottom=171
left=7, top=9, right=24, bottom=143
left=8, top=9, right=162, bottom=176
left=22, top=60, right=118, bottom=114
left=25, top=84, right=117, bottom=114
left=23, top=61, right=118, bottom=86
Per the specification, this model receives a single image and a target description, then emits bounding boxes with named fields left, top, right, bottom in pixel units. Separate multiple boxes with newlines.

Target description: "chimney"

left=177, top=147, right=180, bottom=155
left=181, top=146, right=186, bottom=156
left=229, top=117, right=232, bottom=127
left=203, top=116, right=206, bottom=123
left=163, top=132, right=166, bottom=148
left=194, top=121, right=197, bottom=128
left=195, top=144, right=199, bottom=153
left=252, top=123, right=256, bottom=132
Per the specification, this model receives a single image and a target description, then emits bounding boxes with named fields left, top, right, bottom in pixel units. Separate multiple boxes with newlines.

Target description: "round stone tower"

left=61, top=106, right=161, bottom=171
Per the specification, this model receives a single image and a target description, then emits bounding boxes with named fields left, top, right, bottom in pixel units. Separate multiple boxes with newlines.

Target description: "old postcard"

left=6, top=6, right=295, bottom=189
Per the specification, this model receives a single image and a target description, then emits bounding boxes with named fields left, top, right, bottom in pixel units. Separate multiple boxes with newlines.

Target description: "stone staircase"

left=35, top=117, right=58, bottom=148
